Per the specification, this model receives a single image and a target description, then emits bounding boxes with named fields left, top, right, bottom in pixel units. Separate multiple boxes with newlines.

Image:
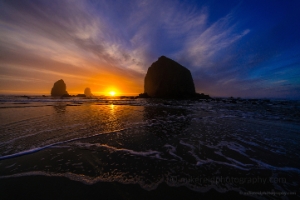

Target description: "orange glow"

left=0, top=59, right=144, bottom=96
left=109, top=91, right=116, bottom=96
left=86, top=67, right=143, bottom=96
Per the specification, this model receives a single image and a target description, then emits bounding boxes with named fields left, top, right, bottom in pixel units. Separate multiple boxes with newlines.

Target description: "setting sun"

left=109, top=91, right=116, bottom=96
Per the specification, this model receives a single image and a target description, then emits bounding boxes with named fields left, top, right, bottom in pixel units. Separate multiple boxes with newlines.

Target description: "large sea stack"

left=51, top=79, right=69, bottom=97
left=144, top=56, right=196, bottom=98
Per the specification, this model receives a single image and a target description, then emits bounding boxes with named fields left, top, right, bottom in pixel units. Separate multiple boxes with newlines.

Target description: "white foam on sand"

left=0, top=123, right=83, bottom=146
left=0, top=128, right=129, bottom=160
left=250, top=158, right=300, bottom=173
left=164, top=144, right=183, bottom=160
left=75, top=142, right=162, bottom=158
left=0, top=171, right=164, bottom=191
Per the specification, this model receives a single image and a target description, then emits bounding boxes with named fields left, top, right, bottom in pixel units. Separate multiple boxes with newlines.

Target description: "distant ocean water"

left=0, top=96, right=299, bottom=198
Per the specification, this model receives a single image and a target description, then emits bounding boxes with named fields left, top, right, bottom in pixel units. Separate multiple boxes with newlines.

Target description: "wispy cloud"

left=171, top=12, right=249, bottom=68
left=0, top=0, right=299, bottom=98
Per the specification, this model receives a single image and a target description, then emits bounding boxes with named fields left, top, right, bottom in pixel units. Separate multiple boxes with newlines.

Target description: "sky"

left=0, top=0, right=300, bottom=98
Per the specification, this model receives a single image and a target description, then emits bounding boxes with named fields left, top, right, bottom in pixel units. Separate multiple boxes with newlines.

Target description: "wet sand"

left=0, top=175, right=256, bottom=200
left=1, top=98, right=300, bottom=199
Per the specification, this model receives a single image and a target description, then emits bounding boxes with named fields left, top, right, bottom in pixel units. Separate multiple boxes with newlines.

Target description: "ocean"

left=0, top=96, right=299, bottom=199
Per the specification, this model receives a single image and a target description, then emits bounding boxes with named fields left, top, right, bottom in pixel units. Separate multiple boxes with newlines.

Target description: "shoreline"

left=0, top=175, right=256, bottom=200
left=0, top=99, right=299, bottom=199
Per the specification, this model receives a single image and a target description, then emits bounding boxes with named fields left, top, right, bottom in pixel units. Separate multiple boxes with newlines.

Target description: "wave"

left=0, top=128, right=129, bottom=161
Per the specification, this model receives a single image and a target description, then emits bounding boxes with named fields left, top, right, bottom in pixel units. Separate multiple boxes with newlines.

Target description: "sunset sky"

left=1, top=0, right=300, bottom=98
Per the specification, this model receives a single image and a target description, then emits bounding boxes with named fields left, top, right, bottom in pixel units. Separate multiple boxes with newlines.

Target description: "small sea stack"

left=84, top=87, right=93, bottom=97
left=144, top=56, right=196, bottom=98
left=51, top=79, right=69, bottom=97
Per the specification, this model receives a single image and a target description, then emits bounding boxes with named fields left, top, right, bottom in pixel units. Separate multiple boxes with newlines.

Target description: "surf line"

left=0, top=127, right=132, bottom=161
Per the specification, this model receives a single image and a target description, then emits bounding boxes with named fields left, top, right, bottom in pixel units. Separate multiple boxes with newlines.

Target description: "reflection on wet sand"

left=0, top=99, right=299, bottom=198
left=143, top=105, right=191, bottom=138
left=53, top=103, right=66, bottom=113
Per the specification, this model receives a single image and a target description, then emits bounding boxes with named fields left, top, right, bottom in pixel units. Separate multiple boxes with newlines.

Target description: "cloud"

left=0, top=0, right=299, bottom=98
left=0, top=0, right=215, bottom=74
left=175, top=13, right=250, bottom=68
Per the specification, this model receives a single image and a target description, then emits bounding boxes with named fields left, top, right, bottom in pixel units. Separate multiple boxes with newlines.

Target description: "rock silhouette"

left=144, top=56, right=195, bottom=98
left=51, top=79, right=69, bottom=97
left=84, top=87, right=93, bottom=97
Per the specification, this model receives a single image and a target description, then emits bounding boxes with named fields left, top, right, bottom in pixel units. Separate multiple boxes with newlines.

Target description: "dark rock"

left=138, top=93, right=150, bottom=98
left=230, top=100, right=237, bottom=104
left=84, top=87, right=93, bottom=97
left=144, top=56, right=195, bottom=98
left=249, top=99, right=259, bottom=102
left=51, top=79, right=69, bottom=97
left=120, top=96, right=137, bottom=99
left=194, top=93, right=211, bottom=99
left=61, top=94, right=71, bottom=98
left=76, top=94, right=86, bottom=97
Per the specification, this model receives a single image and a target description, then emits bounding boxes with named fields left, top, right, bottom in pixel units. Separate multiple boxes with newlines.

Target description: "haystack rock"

left=84, top=87, right=93, bottom=97
left=144, top=56, right=196, bottom=98
left=51, top=79, right=69, bottom=97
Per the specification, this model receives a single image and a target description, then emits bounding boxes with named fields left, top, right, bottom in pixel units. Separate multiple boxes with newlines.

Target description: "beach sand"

left=1, top=98, right=300, bottom=199
left=0, top=175, right=256, bottom=200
